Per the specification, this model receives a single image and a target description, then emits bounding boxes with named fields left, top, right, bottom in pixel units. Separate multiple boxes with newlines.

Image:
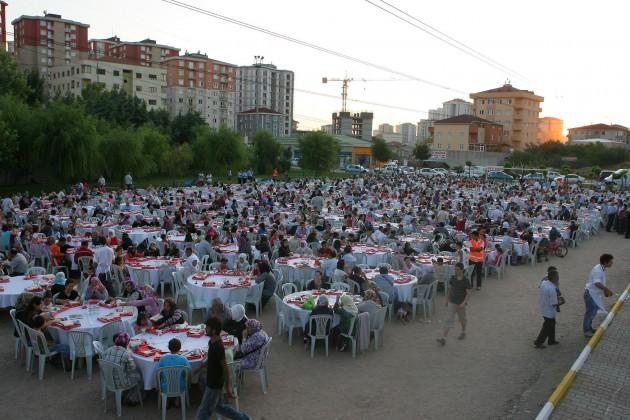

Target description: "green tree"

left=0, top=51, right=29, bottom=99
left=172, top=112, right=206, bottom=144
left=298, top=132, right=340, bottom=175
left=413, top=142, right=431, bottom=161
left=25, top=69, right=47, bottom=105
left=0, top=120, right=19, bottom=182
left=465, top=160, right=473, bottom=177
left=138, top=124, right=171, bottom=175
left=278, top=146, right=292, bottom=174
left=560, top=164, right=571, bottom=175
left=164, top=143, right=194, bottom=177
left=35, top=100, right=101, bottom=182
left=251, top=130, right=280, bottom=174
left=0, top=95, right=40, bottom=180
left=192, top=126, right=248, bottom=173
left=81, top=84, right=148, bottom=127
left=503, top=162, right=513, bottom=169
left=371, top=136, right=393, bottom=165
left=99, top=126, right=149, bottom=179
left=590, top=165, right=601, bottom=180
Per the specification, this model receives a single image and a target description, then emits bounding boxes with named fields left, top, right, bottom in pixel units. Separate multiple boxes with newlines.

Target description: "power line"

left=159, top=0, right=467, bottom=95
left=364, top=0, right=528, bottom=81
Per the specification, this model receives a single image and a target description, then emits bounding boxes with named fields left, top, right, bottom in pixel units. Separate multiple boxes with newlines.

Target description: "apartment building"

left=48, top=58, right=167, bottom=111
left=470, top=83, right=543, bottom=149
left=538, top=117, right=565, bottom=143
left=396, top=122, right=416, bottom=145
left=431, top=114, right=503, bottom=152
left=236, top=61, right=294, bottom=137
left=418, top=98, right=472, bottom=142
left=12, top=13, right=89, bottom=75
left=0, top=2, right=7, bottom=52
left=164, top=52, right=236, bottom=129
left=90, top=37, right=179, bottom=67
left=568, top=123, right=628, bottom=146
left=332, top=111, right=373, bottom=141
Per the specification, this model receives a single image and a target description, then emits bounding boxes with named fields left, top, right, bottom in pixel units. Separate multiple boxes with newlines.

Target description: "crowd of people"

left=2, top=168, right=627, bottom=418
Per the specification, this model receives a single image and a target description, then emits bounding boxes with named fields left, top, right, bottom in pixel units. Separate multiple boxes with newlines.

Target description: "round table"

left=351, top=243, right=391, bottom=267
left=130, top=328, right=238, bottom=390
left=187, top=271, right=255, bottom=306
left=275, top=256, right=321, bottom=288
left=398, top=235, right=431, bottom=253
left=127, top=257, right=182, bottom=288
left=0, top=274, right=55, bottom=308
left=282, top=290, right=362, bottom=327
left=413, top=253, right=457, bottom=278
left=363, top=269, right=418, bottom=302
left=121, top=227, right=162, bottom=245
left=216, top=244, right=239, bottom=268
left=48, top=303, right=137, bottom=350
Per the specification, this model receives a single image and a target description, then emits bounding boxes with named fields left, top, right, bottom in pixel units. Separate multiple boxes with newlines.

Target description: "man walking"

left=468, top=231, right=485, bottom=290
left=437, top=263, right=471, bottom=346
left=534, top=270, right=560, bottom=349
left=583, top=254, right=614, bottom=338
left=195, top=317, right=249, bottom=420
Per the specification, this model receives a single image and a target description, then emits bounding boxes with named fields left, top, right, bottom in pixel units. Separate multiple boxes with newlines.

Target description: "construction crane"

left=322, top=76, right=406, bottom=112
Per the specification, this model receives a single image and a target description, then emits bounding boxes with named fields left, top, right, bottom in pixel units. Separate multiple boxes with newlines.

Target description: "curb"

left=535, top=282, right=630, bottom=420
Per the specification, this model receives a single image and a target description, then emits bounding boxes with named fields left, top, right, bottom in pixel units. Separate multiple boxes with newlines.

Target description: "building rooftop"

left=12, top=13, right=90, bottom=27
left=279, top=133, right=373, bottom=148
left=434, top=114, right=502, bottom=126
left=569, top=123, right=628, bottom=131
left=474, top=83, right=535, bottom=95
left=239, top=108, right=282, bottom=115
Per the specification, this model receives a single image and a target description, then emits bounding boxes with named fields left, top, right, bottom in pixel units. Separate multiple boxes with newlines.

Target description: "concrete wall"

left=429, top=150, right=509, bottom=167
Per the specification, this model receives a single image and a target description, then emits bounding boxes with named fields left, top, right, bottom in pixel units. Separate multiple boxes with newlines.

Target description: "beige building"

left=48, top=58, right=167, bottom=111
left=431, top=115, right=504, bottom=152
left=538, top=117, right=565, bottom=143
left=470, top=83, right=543, bottom=149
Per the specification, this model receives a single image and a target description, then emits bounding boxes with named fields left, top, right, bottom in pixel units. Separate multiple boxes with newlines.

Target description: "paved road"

left=1, top=230, right=629, bottom=420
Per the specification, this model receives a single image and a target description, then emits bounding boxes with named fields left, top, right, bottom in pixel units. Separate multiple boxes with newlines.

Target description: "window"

left=136, top=86, right=142, bottom=92
left=460, top=144, right=464, bottom=150
left=178, top=98, right=183, bottom=103
left=113, top=83, right=120, bottom=90
left=437, top=143, right=442, bottom=149
left=96, top=68, right=106, bottom=75
left=149, top=87, right=157, bottom=93
left=113, top=70, right=120, bottom=76
left=135, top=73, right=142, bottom=79
left=149, top=74, right=157, bottom=80
left=148, top=99, right=157, bottom=105
left=447, top=144, right=452, bottom=150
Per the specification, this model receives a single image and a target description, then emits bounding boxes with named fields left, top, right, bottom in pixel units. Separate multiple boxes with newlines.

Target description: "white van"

left=604, top=169, right=630, bottom=187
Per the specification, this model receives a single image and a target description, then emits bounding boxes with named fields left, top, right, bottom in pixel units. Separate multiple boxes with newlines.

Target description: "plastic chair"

left=208, top=262, right=222, bottom=271
left=332, top=270, right=347, bottom=283
left=282, top=303, right=303, bottom=346
left=225, top=287, right=248, bottom=309
left=9, top=309, right=24, bottom=361
left=155, top=365, right=191, bottom=420
left=242, top=337, right=272, bottom=393
left=158, top=265, right=176, bottom=297
left=79, top=256, right=93, bottom=278
left=529, top=242, right=539, bottom=266
left=339, top=316, right=358, bottom=357
left=226, top=360, right=242, bottom=411
left=412, top=281, right=437, bottom=321
left=99, top=320, right=124, bottom=348
left=272, top=294, right=285, bottom=335
left=69, top=330, right=94, bottom=380
left=93, top=340, right=108, bottom=400
left=370, top=307, right=388, bottom=350
left=346, top=279, right=361, bottom=295
left=246, top=282, right=264, bottom=317
left=281, top=282, right=297, bottom=298
left=199, top=255, right=210, bottom=271
left=24, top=325, right=66, bottom=380
left=97, top=359, right=143, bottom=417
left=181, top=286, right=207, bottom=322
left=308, top=314, right=333, bottom=357
left=17, top=320, right=34, bottom=371
left=378, top=291, right=393, bottom=322
left=172, top=270, right=186, bottom=305
left=134, top=269, right=151, bottom=289
left=25, top=267, right=46, bottom=276
left=331, top=282, right=350, bottom=292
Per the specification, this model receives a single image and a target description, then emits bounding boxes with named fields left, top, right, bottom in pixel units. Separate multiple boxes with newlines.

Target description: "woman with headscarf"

left=119, top=279, right=142, bottom=302
left=235, top=319, right=269, bottom=369
left=125, top=284, right=160, bottom=317
left=334, top=294, right=358, bottom=352
left=83, top=275, right=109, bottom=301
left=101, top=332, right=144, bottom=405
left=235, top=253, right=250, bottom=272
left=153, top=298, right=185, bottom=329
left=223, top=304, right=247, bottom=344
left=50, top=271, right=67, bottom=296
left=294, top=240, right=313, bottom=256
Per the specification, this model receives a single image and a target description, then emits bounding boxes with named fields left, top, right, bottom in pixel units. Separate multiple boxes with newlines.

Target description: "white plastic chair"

left=370, top=307, right=388, bottom=350
left=346, top=279, right=361, bottom=295
left=199, top=255, right=210, bottom=271
left=225, top=287, right=248, bottom=309
left=529, top=242, right=539, bottom=266
left=134, top=269, right=151, bottom=289
left=280, top=282, right=297, bottom=298
left=158, top=265, right=176, bottom=297
left=331, top=282, right=350, bottom=292
left=412, top=281, right=438, bottom=321
left=24, top=325, right=66, bottom=380
left=245, top=282, right=264, bottom=317
left=378, top=291, right=393, bottom=322
left=308, top=314, right=333, bottom=357
left=339, top=316, right=358, bottom=357
left=93, top=340, right=108, bottom=400
left=9, top=309, right=24, bottom=361
left=99, top=320, right=124, bottom=349
left=209, top=262, right=222, bottom=271
left=242, top=337, right=272, bottom=393
left=69, top=330, right=94, bottom=380
left=181, top=286, right=207, bottom=322
left=282, top=303, right=303, bottom=346
left=156, top=365, right=191, bottom=420
left=25, top=266, right=46, bottom=276
left=98, top=359, right=143, bottom=416
left=272, top=294, right=285, bottom=335
left=16, top=320, right=33, bottom=371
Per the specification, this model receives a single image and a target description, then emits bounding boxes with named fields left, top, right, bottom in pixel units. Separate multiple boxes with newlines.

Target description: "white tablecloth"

left=122, top=228, right=162, bottom=245
left=0, top=275, right=54, bottom=308
left=275, top=256, right=321, bottom=288
left=487, top=238, right=529, bottom=257
left=364, top=269, right=418, bottom=303
left=397, top=235, right=430, bottom=252
left=127, top=259, right=180, bottom=287
left=187, top=272, right=255, bottom=306
left=283, top=290, right=360, bottom=327
left=351, top=244, right=391, bottom=267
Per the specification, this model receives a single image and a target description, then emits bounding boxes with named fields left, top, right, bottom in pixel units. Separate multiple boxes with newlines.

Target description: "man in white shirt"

left=93, top=238, right=115, bottom=295
left=2, top=196, right=14, bottom=213
left=184, top=247, right=200, bottom=275
left=534, top=270, right=560, bottom=348
left=583, top=254, right=614, bottom=337
left=124, top=173, right=133, bottom=189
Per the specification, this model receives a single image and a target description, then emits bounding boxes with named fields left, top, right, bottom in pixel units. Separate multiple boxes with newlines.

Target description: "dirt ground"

left=1, top=231, right=628, bottom=420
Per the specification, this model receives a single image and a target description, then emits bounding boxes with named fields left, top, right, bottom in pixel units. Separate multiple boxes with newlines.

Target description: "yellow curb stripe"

left=548, top=370, right=577, bottom=406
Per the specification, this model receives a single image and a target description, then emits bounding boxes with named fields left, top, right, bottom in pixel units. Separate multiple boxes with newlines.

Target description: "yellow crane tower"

left=322, top=76, right=406, bottom=112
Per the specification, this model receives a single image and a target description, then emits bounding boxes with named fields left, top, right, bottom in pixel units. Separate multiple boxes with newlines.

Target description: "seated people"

left=235, top=319, right=269, bottom=369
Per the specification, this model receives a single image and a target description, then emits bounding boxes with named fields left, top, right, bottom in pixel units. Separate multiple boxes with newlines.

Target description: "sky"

left=7, top=0, right=630, bottom=133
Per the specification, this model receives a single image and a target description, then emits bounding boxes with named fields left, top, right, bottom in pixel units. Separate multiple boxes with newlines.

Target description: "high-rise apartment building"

left=538, top=117, right=565, bottom=143
left=396, top=123, right=416, bottom=145
left=90, top=37, right=179, bottom=67
left=164, top=52, right=236, bottom=129
left=0, top=2, right=7, bottom=52
left=12, top=13, right=89, bottom=75
left=236, top=61, right=294, bottom=137
left=332, top=112, right=373, bottom=141
left=470, top=83, right=543, bottom=149
left=418, top=99, right=472, bottom=142
left=377, top=123, right=394, bottom=134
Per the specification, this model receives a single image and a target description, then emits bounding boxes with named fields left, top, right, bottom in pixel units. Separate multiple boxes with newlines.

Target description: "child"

left=156, top=338, right=191, bottom=407
left=134, top=312, right=150, bottom=334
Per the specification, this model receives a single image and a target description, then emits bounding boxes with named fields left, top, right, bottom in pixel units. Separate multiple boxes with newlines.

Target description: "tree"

left=99, top=126, right=149, bottom=180
left=251, top=130, right=280, bottom=174
left=278, top=146, right=292, bottom=174
left=163, top=143, right=194, bottom=177
left=298, top=131, right=340, bottom=175
left=371, top=136, right=393, bottom=165
left=413, top=142, right=431, bottom=161
left=465, top=160, right=473, bottom=177
left=138, top=124, right=171, bottom=175
left=590, top=165, right=601, bottom=180
left=560, top=164, right=571, bottom=175
left=25, top=69, right=47, bottom=105
left=0, top=51, right=29, bottom=100
left=171, top=112, right=206, bottom=144
left=503, top=162, right=513, bottom=169
left=81, top=84, right=149, bottom=127
left=192, top=126, right=248, bottom=173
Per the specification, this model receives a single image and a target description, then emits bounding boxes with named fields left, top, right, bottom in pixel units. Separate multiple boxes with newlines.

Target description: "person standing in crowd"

left=468, top=231, right=485, bottom=291
left=583, top=254, right=614, bottom=337
left=437, top=263, right=471, bottom=346
left=534, top=270, right=560, bottom=348
left=194, top=317, right=250, bottom=420
left=124, top=172, right=134, bottom=190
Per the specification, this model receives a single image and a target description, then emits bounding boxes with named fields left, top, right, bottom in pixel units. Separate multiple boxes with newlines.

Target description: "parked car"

left=433, top=168, right=449, bottom=176
left=522, top=172, right=545, bottom=182
left=604, top=169, right=630, bottom=187
left=554, top=174, right=584, bottom=185
left=599, top=170, right=614, bottom=182
left=290, top=158, right=300, bottom=167
left=486, top=171, right=514, bottom=181
left=418, top=168, right=439, bottom=178
left=344, top=164, right=368, bottom=174
left=546, top=170, right=561, bottom=180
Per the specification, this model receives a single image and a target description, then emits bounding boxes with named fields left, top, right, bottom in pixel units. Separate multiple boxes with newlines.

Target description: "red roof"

left=569, top=123, right=628, bottom=131
left=475, top=83, right=535, bottom=94
left=434, top=114, right=502, bottom=126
